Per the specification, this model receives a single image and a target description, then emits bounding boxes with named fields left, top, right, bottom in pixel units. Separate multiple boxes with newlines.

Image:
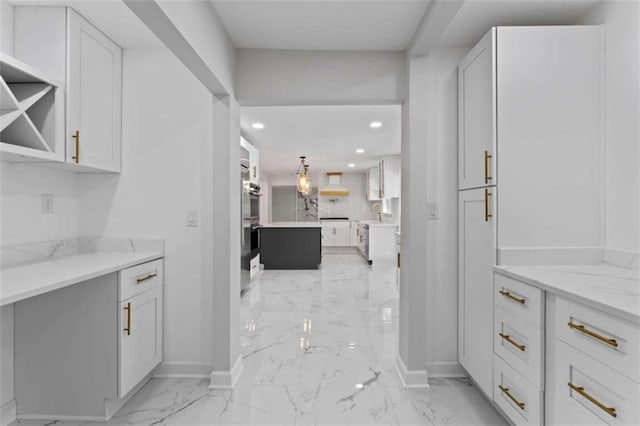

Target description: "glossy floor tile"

left=14, top=248, right=506, bottom=425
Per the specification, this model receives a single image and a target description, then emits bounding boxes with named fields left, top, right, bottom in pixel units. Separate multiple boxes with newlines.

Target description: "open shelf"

left=0, top=53, right=63, bottom=163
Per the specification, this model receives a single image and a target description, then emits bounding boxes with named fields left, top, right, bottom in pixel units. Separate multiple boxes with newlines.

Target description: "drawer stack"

left=551, top=297, right=639, bottom=425
left=493, top=272, right=545, bottom=425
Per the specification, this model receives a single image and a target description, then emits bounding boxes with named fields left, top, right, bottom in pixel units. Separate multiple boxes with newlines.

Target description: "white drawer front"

left=119, top=258, right=164, bottom=301
left=556, top=297, right=640, bottom=383
left=250, top=255, right=260, bottom=279
left=494, top=272, right=543, bottom=327
left=493, top=355, right=543, bottom=425
left=494, top=305, right=544, bottom=389
left=554, top=339, right=639, bottom=426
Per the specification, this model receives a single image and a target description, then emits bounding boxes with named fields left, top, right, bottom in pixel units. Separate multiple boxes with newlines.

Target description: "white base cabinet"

left=321, top=221, right=350, bottom=247
left=13, top=259, right=163, bottom=420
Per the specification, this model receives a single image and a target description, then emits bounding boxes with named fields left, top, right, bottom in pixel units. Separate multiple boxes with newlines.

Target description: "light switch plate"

left=41, top=194, right=53, bottom=214
left=186, top=209, right=198, bottom=227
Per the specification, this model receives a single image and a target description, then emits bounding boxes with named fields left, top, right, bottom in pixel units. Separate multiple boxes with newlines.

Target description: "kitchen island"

left=261, top=222, right=322, bottom=269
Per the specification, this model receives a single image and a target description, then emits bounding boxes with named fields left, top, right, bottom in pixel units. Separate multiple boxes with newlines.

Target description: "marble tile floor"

left=14, top=248, right=506, bottom=426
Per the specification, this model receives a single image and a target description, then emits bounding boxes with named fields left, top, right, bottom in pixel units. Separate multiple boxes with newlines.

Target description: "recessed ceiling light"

left=356, top=149, right=365, bottom=154
left=252, top=122, right=264, bottom=129
left=348, top=163, right=355, bottom=168
left=370, top=121, right=382, bottom=129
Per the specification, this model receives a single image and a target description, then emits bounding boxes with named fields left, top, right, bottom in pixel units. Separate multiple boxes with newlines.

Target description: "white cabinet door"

left=458, top=29, right=496, bottom=190
left=367, top=166, right=381, bottom=200
left=334, top=226, right=350, bottom=246
left=458, top=187, right=496, bottom=397
left=250, top=145, right=260, bottom=183
left=67, top=9, right=122, bottom=172
left=119, top=286, right=163, bottom=397
left=350, top=222, right=358, bottom=247
left=321, top=225, right=334, bottom=246
left=380, top=156, right=401, bottom=198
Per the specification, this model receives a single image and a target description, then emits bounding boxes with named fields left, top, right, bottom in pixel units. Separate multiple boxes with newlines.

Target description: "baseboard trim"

left=209, top=355, right=244, bottom=389
left=0, top=399, right=16, bottom=426
left=425, top=361, right=468, bottom=378
left=153, top=361, right=213, bottom=378
left=394, top=352, right=429, bottom=388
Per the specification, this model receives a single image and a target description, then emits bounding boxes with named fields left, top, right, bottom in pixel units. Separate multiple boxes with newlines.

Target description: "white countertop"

left=261, top=222, right=321, bottom=228
left=494, top=264, right=640, bottom=324
left=0, top=251, right=163, bottom=306
left=356, top=220, right=399, bottom=228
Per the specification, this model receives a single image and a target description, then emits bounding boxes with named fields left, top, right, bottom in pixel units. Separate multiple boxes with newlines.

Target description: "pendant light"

left=296, top=156, right=311, bottom=196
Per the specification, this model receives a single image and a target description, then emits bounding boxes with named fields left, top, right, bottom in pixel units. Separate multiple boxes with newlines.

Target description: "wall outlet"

left=41, top=194, right=53, bottom=214
left=427, top=202, right=438, bottom=220
left=186, top=209, right=198, bottom=227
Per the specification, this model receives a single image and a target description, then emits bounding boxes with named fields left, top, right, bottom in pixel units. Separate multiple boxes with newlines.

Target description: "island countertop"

left=1, top=251, right=163, bottom=306
left=261, top=222, right=321, bottom=228
left=494, top=264, right=640, bottom=324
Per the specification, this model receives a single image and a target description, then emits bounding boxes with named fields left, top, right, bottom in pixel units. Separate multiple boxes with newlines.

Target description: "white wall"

left=77, top=49, right=215, bottom=372
left=1, top=165, right=79, bottom=246
left=316, top=172, right=377, bottom=221
left=236, top=49, right=405, bottom=105
left=576, top=1, right=640, bottom=253
left=0, top=1, right=13, bottom=55
left=423, top=48, right=469, bottom=374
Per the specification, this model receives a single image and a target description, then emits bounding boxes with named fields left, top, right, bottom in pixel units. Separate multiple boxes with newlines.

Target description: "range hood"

left=320, top=172, right=350, bottom=196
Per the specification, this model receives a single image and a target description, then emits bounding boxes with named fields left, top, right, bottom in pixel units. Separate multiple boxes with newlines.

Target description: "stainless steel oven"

left=249, top=182, right=261, bottom=222
left=250, top=223, right=260, bottom=258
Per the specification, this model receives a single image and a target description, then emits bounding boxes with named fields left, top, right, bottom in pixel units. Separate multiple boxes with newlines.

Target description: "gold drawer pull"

left=136, top=272, right=158, bottom=284
left=124, top=302, right=131, bottom=336
left=484, top=150, right=493, bottom=184
left=72, top=130, right=80, bottom=163
left=484, top=188, right=493, bottom=222
left=499, top=333, right=526, bottom=351
left=498, top=385, right=525, bottom=410
left=567, top=321, right=618, bottom=348
left=568, top=383, right=617, bottom=418
left=499, top=290, right=526, bottom=305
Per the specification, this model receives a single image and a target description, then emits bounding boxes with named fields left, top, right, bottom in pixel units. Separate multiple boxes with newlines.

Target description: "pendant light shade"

left=296, top=156, right=311, bottom=196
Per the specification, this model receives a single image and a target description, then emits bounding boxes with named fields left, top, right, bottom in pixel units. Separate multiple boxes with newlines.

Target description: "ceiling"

left=241, top=105, right=401, bottom=176
left=9, top=0, right=162, bottom=48
left=211, top=0, right=431, bottom=51
left=436, top=0, right=601, bottom=47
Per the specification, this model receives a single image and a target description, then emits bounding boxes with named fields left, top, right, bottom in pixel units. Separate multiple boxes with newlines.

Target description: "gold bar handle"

left=484, top=150, right=492, bottom=184
left=136, top=272, right=158, bottom=284
left=124, top=302, right=131, bottom=336
left=498, top=385, right=525, bottom=410
left=397, top=252, right=401, bottom=268
left=499, top=290, right=526, bottom=305
left=253, top=166, right=257, bottom=178
left=499, top=333, right=526, bottom=351
left=568, top=383, right=617, bottom=418
left=567, top=321, right=618, bottom=348
left=484, top=188, right=493, bottom=222
left=72, top=130, right=80, bottom=163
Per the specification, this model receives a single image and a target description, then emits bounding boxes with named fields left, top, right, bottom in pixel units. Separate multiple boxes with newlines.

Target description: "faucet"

left=371, top=203, right=382, bottom=223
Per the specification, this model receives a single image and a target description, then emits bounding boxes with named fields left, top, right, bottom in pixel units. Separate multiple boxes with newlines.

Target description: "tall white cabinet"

left=13, top=7, right=122, bottom=172
left=458, top=26, right=602, bottom=400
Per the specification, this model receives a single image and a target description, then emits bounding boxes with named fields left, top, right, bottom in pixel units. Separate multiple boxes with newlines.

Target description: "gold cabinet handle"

left=499, top=333, right=526, bottom=351
left=253, top=166, right=257, bottom=178
left=136, top=272, right=158, bottom=284
left=397, top=252, right=401, bottom=268
left=484, top=188, right=493, bottom=222
left=124, top=302, right=131, bottom=336
left=567, top=321, right=618, bottom=348
left=498, top=385, right=525, bottom=410
left=568, top=383, right=617, bottom=418
left=72, top=130, right=80, bottom=163
left=499, top=290, right=526, bottom=305
left=484, top=150, right=492, bottom=184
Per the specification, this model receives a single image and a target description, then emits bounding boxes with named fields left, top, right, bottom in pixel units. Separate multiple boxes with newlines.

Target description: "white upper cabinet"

left=240, top=136, right=260, bottom=184
left=380, top=155, right=401, bottom=198
left=367, top=166, right=381, bottom=201
left=14, top=7, right=122, bottom=172
left=458, top=29, right=496, bottom=190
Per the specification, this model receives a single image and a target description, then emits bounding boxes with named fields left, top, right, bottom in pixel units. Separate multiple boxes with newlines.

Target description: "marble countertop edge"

left=494, top=264, right=640, bottom=325
left=1, top=252, right=163, bottom=307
